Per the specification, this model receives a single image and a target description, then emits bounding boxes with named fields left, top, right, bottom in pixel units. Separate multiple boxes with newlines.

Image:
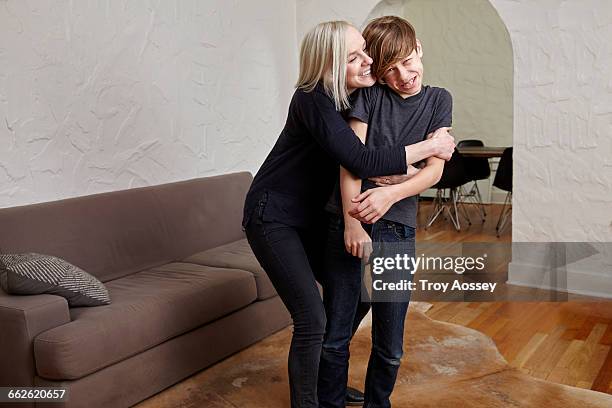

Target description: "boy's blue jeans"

left=318, top=215, right=415, bottom=408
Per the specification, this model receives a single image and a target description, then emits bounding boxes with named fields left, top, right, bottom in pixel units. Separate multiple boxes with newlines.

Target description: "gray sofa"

left=0, top=172, right=291, bottom=407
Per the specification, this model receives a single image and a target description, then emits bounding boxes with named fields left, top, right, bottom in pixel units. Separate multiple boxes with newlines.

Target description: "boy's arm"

left=340, top=119, right=372, bottom=259
left=349, top=130, right=448, bottom=224
left=385, top=154, right=444, bottom=202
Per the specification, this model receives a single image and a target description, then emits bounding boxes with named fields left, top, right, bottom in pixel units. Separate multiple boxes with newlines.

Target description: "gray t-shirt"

left=326, top=83, right=452, bottom=228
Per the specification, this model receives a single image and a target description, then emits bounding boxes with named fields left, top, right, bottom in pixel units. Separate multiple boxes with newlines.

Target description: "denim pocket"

left=391, top=223, right=416, bottom=241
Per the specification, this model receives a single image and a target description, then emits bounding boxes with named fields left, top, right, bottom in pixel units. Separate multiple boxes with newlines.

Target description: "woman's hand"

left=349, top=186, right=399, bottom=224
left=427, top=127, right=455, bottom=160
left=344, top=222, right=373, bottom=261
left=369, top=165, right=421, bottom=186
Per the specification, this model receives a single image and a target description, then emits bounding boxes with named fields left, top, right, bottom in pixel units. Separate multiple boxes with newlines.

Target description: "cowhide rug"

left=136, top=302, right=612, bottom=407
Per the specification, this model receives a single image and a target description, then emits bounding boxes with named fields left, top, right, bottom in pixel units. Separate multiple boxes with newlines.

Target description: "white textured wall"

left=492, top=0, right=612, bottom=242
left=296, top=0, right=388, bottom=39
left=0, top=0, right=297, bottom=208
left=493, top=0, right=612, bottom=297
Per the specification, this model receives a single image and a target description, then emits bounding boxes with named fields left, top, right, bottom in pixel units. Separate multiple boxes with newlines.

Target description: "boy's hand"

left=349, top=187, right=399, bottom=224
left=431, top=126, right=452, bottom=138
left=344, top=223, right=373, bottom=261
left=427, top=127, right=455, bottom=160
left=369, top=165, right=421, bottom=186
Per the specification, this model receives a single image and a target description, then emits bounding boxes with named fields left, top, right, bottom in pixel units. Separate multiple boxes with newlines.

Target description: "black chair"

left=425, top=149, right=472, bottom=231
left=492, top=147, right=512, bottom=237
left=457, top=139, right=490, bottom=222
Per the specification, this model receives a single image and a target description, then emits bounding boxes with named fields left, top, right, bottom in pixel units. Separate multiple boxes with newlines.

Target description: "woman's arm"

left=300, top=89, right=454, bottom=179
left=368, top=165, right=422, bottom=187
left=349, top=154, right=445, bottom=224
left=340, top=120, right=372, bottom=260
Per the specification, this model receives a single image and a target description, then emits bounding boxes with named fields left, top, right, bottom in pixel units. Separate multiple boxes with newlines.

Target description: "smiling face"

left=362, top=16, right=423, bottom=98
left=381, top=40, right=424, bottom=98
left=345, top=25, right=376, bottom=93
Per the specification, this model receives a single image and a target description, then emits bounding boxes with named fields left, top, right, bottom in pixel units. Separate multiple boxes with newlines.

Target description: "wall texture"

left=296, top=0, right=384, bottom=39
left=492, top=0, right=612, bottom=243
left=491, top=0, right=612, bottom=297
left=0, top=0, right=296, bottom=207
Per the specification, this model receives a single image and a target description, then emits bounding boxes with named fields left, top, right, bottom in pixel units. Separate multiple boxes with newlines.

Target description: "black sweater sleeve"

left=297, top=88, right=408, bottom=179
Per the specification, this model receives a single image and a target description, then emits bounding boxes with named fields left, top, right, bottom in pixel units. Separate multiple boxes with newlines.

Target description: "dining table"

left=457, top=146, right=508, bottom=158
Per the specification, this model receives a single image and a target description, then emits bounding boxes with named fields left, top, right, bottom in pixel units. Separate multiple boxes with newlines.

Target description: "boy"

left=319, top=16, right=452, bottom=408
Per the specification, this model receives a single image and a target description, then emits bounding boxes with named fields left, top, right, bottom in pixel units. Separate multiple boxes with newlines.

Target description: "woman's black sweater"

left=243, top=82, right=407, bottom=228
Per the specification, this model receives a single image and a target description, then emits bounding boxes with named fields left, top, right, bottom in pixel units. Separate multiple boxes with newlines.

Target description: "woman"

left=242, top=20, right=454, bottom=408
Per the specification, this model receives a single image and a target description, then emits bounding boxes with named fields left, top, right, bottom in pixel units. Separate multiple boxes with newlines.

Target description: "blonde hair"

left=363, top=16, right=417, bottom=80
left=296, top=21, right=352, bottom=111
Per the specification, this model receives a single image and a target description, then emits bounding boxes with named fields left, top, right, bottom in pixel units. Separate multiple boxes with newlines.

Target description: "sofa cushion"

left=183, top=239, right=275, bottom=300
left=0, top=253, right=111, bottom=307
left=33, top=262, right=257, bottom=380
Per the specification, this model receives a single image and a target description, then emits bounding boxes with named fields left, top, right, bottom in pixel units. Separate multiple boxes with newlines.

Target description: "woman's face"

left=345, top=26, right=375, bottom=93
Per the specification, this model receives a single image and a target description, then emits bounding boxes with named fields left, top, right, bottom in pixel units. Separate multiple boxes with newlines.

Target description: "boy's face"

left=381, top=40, right=424, bottom=98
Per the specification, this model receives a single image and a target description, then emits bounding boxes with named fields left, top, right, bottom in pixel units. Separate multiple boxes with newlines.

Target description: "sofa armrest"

left=0, top=292, right=70, bottom=386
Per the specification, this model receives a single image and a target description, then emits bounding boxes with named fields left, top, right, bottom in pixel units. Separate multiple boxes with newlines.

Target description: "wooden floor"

left=417, top=201, right=612, bottom=395
left=417, top=198, right=511, bottom=243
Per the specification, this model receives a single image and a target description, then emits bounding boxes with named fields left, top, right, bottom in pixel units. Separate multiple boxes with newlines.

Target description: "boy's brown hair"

left=362, top=16, right=417, bottom=80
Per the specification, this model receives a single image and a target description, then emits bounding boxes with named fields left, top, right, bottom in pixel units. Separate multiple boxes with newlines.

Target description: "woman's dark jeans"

left=244, top=199, right=328, bottom=408
left=318, top=215, right=415, bottom=408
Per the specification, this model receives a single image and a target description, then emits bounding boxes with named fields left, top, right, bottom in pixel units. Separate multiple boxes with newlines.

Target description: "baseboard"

left=508, top=260, right=612, bottom=299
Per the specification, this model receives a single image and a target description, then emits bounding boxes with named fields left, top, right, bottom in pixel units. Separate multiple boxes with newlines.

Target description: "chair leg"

left=458, top=197, right=472, bottom=226
left=426, top=189, right=445, bottom=229
left=473, top=182, right=487, bottom=220
left=427, top=188, right=473, bottom=232
left=447, top=188, right=462, bottom=231
left=496, top=192, right=512, bottom=237
left=460, top=181, right=486, bottom=223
